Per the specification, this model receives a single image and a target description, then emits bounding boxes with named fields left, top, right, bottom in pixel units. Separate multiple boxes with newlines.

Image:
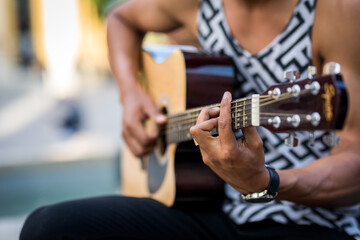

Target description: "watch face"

left=245, top=197, right=274, bottom=203
left=241, top=166, right=279, bottom=204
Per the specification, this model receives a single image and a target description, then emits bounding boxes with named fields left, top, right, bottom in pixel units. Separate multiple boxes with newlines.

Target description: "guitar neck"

left=163, top=73, right=347, bottom=145
left=165, top=95, right=260, bottom=144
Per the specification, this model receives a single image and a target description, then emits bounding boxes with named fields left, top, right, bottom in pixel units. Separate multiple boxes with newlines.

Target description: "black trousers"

left=20, top=196, right=353, bottom=240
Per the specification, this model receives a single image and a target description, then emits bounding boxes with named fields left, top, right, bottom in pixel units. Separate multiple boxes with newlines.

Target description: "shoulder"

left=108, top=0, right=199, bottom=32
left=315, top=0, right=360, bottom=19
left=313, top=0, right=360, bottom=64
left=315, top=0, right=360, bottom=31
left=313, top=0, right=360, bottom=145
left=317, top=0, right=360, bottom=12
left=312, top=0, right=360, bottom=76
left=141, top=0, right=199, bottom=22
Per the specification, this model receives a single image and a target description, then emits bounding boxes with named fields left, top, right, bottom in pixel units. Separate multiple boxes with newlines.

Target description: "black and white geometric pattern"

left=198, top=0, right=360, bottom=238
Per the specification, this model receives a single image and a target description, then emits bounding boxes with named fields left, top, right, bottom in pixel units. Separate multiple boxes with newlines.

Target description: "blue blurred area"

left=0, top=1, right=126, bottom=238
left=0, top=67, right=122, bottom=239
left=0, top=155, right=120, bottom=216
left=0, top=0, right=121, bottom=240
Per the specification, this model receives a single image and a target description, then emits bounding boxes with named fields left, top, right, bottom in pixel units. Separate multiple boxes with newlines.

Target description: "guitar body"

left=121, top=48, right=234, bottom=206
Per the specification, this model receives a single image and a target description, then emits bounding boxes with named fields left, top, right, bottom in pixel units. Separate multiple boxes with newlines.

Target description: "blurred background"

left=0, top=0, right=175, bottom=239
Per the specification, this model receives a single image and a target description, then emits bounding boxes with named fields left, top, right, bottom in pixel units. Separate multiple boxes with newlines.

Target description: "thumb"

left=143, top=100, right=167, bottom=124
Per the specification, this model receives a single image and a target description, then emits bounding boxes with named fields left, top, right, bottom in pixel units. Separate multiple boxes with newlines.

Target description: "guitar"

left=121, top=46, right=348, bottom=207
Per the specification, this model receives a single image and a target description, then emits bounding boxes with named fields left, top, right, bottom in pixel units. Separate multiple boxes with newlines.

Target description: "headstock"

left=259, top=63, right=348, bottom=146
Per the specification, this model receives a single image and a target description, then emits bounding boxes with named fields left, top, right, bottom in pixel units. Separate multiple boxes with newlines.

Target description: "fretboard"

left=164, top=94, right=260, bottom=144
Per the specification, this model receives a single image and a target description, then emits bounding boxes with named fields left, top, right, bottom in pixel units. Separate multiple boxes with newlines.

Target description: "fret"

left=242, top=100, right=246, bottom=127
left=232, top=97, right=251, bottom=130
left=251, top=94, right=260, bottom=126
left=165, top=95, right=259, bottom=145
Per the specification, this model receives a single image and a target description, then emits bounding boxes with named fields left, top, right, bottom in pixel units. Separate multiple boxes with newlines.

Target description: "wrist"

left=241, top=165, right=279, bottom=203
left=243, top=166, right=270, bottom=194
left=120, top=82, right=143, bottom=103
left=264, top=165, right=280, bottom=196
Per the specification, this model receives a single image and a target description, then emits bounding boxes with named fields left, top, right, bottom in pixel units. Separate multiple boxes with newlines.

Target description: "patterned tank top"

left=198, top=0, right=360, bottom=238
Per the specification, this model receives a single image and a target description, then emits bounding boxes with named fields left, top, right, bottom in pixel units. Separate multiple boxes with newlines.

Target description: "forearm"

left=277, top=146, right=360, bottom=208
left=107, top=9, right=145, bottom=102
left=288, top=0, right=360, bottom=208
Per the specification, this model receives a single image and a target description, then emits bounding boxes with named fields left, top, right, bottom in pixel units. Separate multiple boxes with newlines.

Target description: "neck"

left=229, top=0, right=298, bottom=12
left=237, top=0, right=271, bottom=8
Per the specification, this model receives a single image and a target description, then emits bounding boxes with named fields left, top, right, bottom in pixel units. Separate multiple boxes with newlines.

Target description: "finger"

left=126, top=118, right=156, bottom=147
left=196, top=107, right=220, bottom=125
left=218, top=92, right=237, bottom=148
left=123, top=128, right=156, bottom=157
left=242, top=126, right=263, bottom=151
left=192, top=118, right=219, bottom=133
left=190, top=118, right=218, bottom=145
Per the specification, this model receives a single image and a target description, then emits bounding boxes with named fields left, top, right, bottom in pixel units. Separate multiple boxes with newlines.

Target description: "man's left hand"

left=190, top=91, right=270, bottom=194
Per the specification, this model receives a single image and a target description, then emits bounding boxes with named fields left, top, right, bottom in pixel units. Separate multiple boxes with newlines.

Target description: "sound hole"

left=148, top=107, right=169, bottom=194
left=157, top=107, right=168, bottom=156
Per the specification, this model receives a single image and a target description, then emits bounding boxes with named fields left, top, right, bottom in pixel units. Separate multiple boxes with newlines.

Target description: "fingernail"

left=222, top=91, right=230, bottom=100
left=156, top=115, right=166, bottom=122
left=193, top=138, right=199, bottom=146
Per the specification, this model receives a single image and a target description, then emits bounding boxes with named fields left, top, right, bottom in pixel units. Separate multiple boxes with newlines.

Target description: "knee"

left=20, top=204, right=69, bottom=240
left=20, top=206, right=47, bottom=240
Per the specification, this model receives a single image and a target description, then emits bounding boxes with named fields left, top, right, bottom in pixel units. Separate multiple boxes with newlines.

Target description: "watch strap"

left=265, top=166, right=279, bottom=196
left=241, top=165, right=279, bottom=203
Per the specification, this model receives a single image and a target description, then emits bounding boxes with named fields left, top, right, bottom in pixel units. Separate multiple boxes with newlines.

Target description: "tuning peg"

left=323, top=131, right=341, bottom=147
left=309, top=131, right=315, bottom=147
left=307, top=66, right=317, bottom=79
left=323, top=62, right=341, bottom=74
left=285, top=132, right=299, bottom=147
left=284, top=70, right=300, bottom=83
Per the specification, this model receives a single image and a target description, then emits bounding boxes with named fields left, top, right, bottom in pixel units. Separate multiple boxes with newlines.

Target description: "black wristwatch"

left=241, top=165, right=279, bottom=203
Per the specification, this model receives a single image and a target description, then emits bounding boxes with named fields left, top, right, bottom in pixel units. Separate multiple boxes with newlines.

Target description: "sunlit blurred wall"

left=29, top=0, right=46, bottom=68
left=31, top=0, right=80, bottom=98
left=29, top=0, right=113, bottom=99
left=25, top=0, right=198, bottom=98
left=77, top=0, right=109, bottom=75
left=0, top=0, right=18, bottom=65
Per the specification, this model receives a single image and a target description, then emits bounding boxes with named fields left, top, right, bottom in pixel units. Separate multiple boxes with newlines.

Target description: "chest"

left=197, top=0, right=322, bottom=94
left=222, top=0, right=300, bottom=55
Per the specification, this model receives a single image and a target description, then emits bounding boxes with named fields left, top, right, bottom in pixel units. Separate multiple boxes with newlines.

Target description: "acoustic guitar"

left=121, top=46, right=348, bottom=207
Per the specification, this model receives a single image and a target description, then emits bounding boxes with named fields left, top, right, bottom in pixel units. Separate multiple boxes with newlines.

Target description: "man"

left=20, top=0, right=360, bottom=239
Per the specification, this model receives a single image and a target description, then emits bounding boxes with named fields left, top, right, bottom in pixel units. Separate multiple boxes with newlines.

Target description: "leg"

left=20, top=195, right=354, bottom=240
left=20, top=196, right=239, bottom=240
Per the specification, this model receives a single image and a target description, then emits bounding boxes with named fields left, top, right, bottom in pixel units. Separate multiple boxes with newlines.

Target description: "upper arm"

left=107, top=0, right=198, bottom=34
left=313, top=0, right=360, bottom=151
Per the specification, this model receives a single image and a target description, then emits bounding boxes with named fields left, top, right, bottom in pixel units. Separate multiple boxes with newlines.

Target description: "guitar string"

left=160, top=90, right=312, bottom=138
left=167, top=95, right=274, bottom=119
left=164, top=116, right=312, bottom=143
left=144, top=88, right=312, bottom=141
left=164, top=110, right=307, bottom=133
left=162, top=113, right=312, bottom=142
left=166, top=90, right=307, bottom=124
left=167, top=98, right=278, bottom=125
left=166, top=112, right=310, bottom=129
left=163, top=115, right=311, bottom=137
left=166, top=89, right=309, bottom=126
left=161, top=104, right=307, bottom=134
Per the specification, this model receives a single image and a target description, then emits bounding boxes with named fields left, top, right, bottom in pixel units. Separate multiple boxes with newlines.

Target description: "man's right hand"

left=107, top=0, right=195, bottom=157
left=121, top=88, right=166, bottom=157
